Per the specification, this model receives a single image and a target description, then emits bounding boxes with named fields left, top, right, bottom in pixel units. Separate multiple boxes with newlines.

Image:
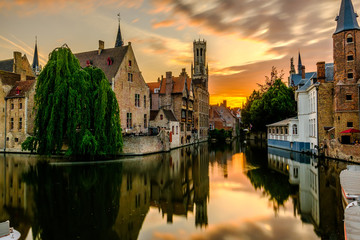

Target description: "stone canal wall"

left=122, top=135, right=167, bottom=155
left=323, top=139, right=360, bottom=163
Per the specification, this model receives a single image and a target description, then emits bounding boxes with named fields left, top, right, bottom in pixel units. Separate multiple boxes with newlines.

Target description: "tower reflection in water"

left=0, top=141, right=351, bottom=240
left=0, top=143, right=210, bottom=240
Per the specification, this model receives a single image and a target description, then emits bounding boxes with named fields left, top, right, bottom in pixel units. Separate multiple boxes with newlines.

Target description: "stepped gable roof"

left=6, top=80, right=35, bottom=99
left=75, top=45, right=129, bottom=83
left=0, top=70, right=20, bottom=85
left=147, top=82, right=161, bottom=93
left=163, top=109, right=177, bottom=121
left=0, top=59, right=14, bottom=72
left=159, top=73, right=192, bottom=94
left=150, top=110, right=159, bottom=121
left=335, top=0, right=360, bottom=34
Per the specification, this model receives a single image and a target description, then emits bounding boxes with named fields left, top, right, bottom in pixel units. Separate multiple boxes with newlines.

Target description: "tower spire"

left=115, top=13, right=124, bottom=47
left=335, top=0, right=360, bottom=34
left=32, top=36, right=40, bottom=75
left=297, top=52, right=302, bottom=75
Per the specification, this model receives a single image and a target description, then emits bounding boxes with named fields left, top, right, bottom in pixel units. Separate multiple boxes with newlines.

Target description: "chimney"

left=13, top=51, right=22, bottom=74
left=317, top=61, right=326, bottom=82
left=98, top=40, right=104, bottom=55
left=301, top=66, right=305, bottom=79
left=222, top=100, right=227, bottom=108
left=165, top=72, right=173, bottom=95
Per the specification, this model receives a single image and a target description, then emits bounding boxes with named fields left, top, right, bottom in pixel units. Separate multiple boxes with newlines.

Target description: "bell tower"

left=192, top=39, right=208, bottom=89
left=333, top=0, right=360, bottom=139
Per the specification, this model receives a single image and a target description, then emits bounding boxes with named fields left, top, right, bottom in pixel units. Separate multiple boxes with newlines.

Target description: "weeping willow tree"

left=22, top=45, right=122, bottom=156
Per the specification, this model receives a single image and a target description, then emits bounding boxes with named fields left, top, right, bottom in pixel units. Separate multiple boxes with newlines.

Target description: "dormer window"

left=348, top=70, right=354, bottom=79
left=347, top=34, right=354, bottom=43
left=15, top=87, right=20, bottom=95
left=107, top=57, right=113, bottom=66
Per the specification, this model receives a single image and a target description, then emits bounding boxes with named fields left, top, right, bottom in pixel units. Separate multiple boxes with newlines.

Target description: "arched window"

left=347, top=34, right=354, bottom=43
left=276, top=128, right=279, bottom=134
left=200, top=48, right=203, bottom=56
left=347, top=52, right=354, bottom=62
left=347, top=69, right=354, bottom=79
left=293, top=124, right=298, bottom=135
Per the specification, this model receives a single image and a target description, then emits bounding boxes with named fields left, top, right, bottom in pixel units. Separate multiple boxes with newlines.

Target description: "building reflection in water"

left=0, top=141, right=351, bottom=240
left=0, top=143, right=210, bottom=239
left=149, top=144, right=210, bottom=228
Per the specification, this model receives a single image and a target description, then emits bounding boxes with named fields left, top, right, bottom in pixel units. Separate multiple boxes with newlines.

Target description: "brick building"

left=158, top=69, right=194, bottom=144
left=147, top=81, right=161, bottom=110
left=191, top=39, right=209, bottom=141
left=5, top=80, right=36, bottom=149
left=75, top=23, right=150, bottom=135
left=332, top=0, right=360, bottom=141
left=0, top=50, right=36, bottom=151
left=209, top=100, right=237, bottom=136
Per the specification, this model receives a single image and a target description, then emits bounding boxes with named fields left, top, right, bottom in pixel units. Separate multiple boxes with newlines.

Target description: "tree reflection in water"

left=24, top=161, right=123, bottom=240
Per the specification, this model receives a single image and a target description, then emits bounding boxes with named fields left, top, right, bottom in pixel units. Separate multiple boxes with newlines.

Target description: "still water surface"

left=0, top=140, right=351, bottom=239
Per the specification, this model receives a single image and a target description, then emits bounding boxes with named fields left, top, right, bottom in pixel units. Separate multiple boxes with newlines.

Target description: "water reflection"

left=0, top=141, right=353, bottom=240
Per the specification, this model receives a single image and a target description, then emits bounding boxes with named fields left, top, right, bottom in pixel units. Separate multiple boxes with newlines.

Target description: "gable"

left=75, top=45, right=129, bottom=83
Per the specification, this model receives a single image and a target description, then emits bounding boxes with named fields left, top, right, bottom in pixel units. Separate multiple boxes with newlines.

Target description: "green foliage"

left=22, top=45, right=122, bottom=156
left=241, top=67, right=296, bottom=132
left=209, top=129, right=232, bottom=142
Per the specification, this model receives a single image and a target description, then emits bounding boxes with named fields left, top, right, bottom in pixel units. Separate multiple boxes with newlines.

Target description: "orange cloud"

left=152, top=19, right=176, bottom=29
left=0, top=0, right=144, bottom=15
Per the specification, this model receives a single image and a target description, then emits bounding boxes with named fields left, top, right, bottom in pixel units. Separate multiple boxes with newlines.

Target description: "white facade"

left=295, top=81, right=318, bottom=154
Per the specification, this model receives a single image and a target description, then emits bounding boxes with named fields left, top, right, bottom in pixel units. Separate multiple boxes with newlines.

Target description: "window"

left=293, top=124, right=298, bottom=135
left=19, top=118, right=22, bottom=130
left=127, top=113, right=132, bottom=129
left=268, top=128, right=271, bottom=134
left=348, top=70, right=353, bottom=79
left=276, top=128, right=279, bottom=134
left=347, top=54, right=354, bottom=61
left=15, top=138, right=18, bottom=142
left=160, top=114, right=163, bottom=120
left=10, top=118, right=14, bottom=130
left=172, top=126, right=174, bottom=134
left=346, top=94, right=352, bottom=101
left=19, top=102, right=22, bottom=109
left=128, top=73, right=133, bottom=82
left=347, top=122, right=354, bottom=127
left=11, top=103, right=14, bottom=110
left=128, top=60, right=132, bottom=67
left=144, top=114, right=147, bottom=128
left=144, top=95, right=146, bottom=108
left=197, top=49, right=199, bottom=56
left=347, top=34, right=354, bottom=43
left=285, top=127, right=288, bottom=134
left=176, top=126, right=178, bottom=134
left=135, top=94, right=140, bottom=107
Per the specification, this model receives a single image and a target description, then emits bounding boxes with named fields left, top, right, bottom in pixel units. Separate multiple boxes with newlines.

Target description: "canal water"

left=0, top=140, right=352, bottom=240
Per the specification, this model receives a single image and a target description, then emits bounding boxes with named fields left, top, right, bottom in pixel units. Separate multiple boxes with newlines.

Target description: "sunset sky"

left=0, top=0, right=346, bottom=107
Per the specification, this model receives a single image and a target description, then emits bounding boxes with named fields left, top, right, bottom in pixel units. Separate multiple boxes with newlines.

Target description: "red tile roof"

left=147, top=82, right=161, bottom=93
left=159, top=74, right=192, bottom=95
left=6, top=80, right=36, bottom=99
